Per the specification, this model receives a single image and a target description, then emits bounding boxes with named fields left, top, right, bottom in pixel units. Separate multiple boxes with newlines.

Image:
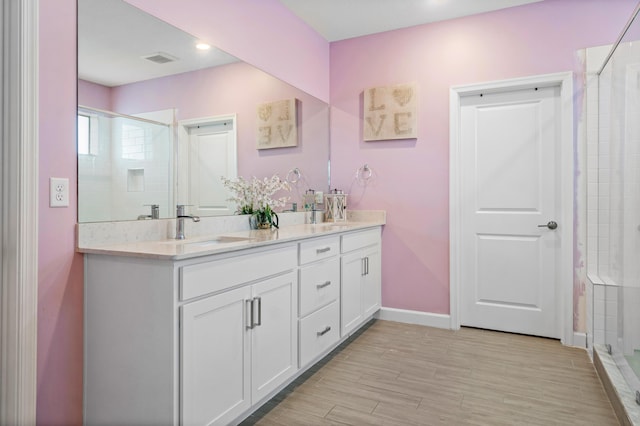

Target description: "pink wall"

left=37, top=0, right=637, bottom=424
left=125, top=0, right=330, bottom=103
left=106, top=61, right=330, bottom=196
left=329, top=0, right=637, bottom=315
left=78, top=79, right=111, bottom=111
left=37, top=2, right=327, bottom=423
left=38, top=0, right=83, bottom=424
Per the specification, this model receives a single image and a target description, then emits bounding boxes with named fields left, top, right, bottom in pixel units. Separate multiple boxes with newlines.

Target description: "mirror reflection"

left=77, top=0, right=330, bottom=223
left=77, top=106, right=173, bottom=221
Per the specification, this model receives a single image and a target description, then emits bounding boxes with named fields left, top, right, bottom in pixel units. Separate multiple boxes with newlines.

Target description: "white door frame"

left=1, top=0, right=39, bottom=423
left=449, top=72, right=574, bottom=345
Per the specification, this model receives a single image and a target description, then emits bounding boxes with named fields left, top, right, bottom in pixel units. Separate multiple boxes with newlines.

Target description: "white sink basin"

left=314, top=222, right=351, bottom=230
left=161, top=236, right=254, bottom=247
left=185, top=236, right=254, bottom=247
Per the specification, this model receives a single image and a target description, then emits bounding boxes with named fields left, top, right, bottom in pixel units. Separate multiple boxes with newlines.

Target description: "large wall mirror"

left=77, top=0, right=330, bottom=223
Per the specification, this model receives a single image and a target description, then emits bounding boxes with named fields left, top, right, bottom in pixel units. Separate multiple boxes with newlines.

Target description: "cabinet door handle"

left=316, top=280, right=331, bottom=289
left=361, top=257, right=370, bottom=276
left=317, top=326, right=331, bottom=336
left=316, top=247, right=331, bottom=254
left=254, top=297, right=262, bottom=327
left=361, top=258, right=366, bottom=276
left=246, top=299, right=254, bottom=330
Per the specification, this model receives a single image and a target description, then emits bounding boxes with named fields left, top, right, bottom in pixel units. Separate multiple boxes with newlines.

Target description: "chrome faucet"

left=149, top=204, right=160, bottom=219
left=175, top=205, right=200, bottom=240
left=283, top=202, right=298, bottom=213
left=310, top=203, right=317, bottom=224
left=138, top=204, right=160, bottom=220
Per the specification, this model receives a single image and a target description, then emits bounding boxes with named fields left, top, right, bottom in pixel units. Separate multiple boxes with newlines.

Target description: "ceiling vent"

left=142, top=52, right=178, bottom=65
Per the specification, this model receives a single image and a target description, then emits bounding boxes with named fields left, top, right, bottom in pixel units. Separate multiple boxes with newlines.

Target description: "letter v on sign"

left=366, top=114, right=387, bottom=137
left=277, top=124, right=293, bottom=143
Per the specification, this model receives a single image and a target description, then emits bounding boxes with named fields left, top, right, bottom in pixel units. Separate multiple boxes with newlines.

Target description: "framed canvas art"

left=363, top=83, right=417, bottom=141
left=257, top=98, right=298, bottom=149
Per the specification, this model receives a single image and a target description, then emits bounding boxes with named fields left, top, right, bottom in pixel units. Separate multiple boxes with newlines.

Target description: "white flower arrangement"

left=222, top=175, right=291, bottom=228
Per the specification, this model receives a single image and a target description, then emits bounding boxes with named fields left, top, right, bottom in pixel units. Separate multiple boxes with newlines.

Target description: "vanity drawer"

left=180, top=245, right=297, bottom=301
left=299, top=300, right=340, bottom=367
left=299, top=236, right=339, bottom=265
left=299, top=257, right=340, bottom=317
left=341, top=228, right=381, bottom=253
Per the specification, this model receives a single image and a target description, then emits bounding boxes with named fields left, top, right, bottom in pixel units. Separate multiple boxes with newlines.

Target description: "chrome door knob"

left=538, top=221, right=558, bottom=230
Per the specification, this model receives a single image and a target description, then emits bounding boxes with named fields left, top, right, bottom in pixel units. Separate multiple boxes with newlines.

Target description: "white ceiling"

left=78, top=0, right=238, bottom=87
left=78, top=0, right=544, bottom=87
left=278, top=0, right=544, bottom=42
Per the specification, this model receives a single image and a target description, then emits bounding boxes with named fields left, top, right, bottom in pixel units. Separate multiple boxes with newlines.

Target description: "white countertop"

left=78, top=221, right=384, bottom=260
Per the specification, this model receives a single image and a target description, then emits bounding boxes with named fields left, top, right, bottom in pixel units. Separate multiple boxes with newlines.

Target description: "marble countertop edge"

left=78, top=219, right=385, bottom=261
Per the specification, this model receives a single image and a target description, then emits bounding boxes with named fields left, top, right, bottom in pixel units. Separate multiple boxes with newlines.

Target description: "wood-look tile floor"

left=244, top=320, right=619, bottom=425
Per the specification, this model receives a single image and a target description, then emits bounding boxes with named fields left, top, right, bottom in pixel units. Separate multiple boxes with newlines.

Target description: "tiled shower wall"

left=586, top=44, right=614, bottom=350
left=78, top=111, right=172, bottom=222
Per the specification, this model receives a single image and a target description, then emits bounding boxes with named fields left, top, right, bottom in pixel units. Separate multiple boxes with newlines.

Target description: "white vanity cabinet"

left=298, top=236, right=341, bottom=367
left=83, top=223, right=383, bottom=426
left=341, top=228, right=382, bottom=336
left=84, top=244, right=298, bottom=426
left=181, top=270, right=298, bottom=426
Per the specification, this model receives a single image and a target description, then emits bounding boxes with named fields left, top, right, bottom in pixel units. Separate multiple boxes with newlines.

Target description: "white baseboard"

left=375, top=307, right=451, bottom=329
left=374, top=308, right=584, bottom=347
left=573, top=332, right=587, bottom=349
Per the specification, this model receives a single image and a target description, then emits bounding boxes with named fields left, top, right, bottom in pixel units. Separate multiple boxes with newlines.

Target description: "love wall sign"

left=363, top=83, right=417, bottom=141
left=257, top=98, right=298, bottom=149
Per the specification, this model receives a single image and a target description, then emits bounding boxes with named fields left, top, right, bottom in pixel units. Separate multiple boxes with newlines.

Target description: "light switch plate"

left=50, top=177, right=69, bottom=207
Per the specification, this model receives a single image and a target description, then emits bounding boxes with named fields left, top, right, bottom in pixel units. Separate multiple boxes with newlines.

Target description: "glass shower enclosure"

left=592, top=2, right=640, bottom=420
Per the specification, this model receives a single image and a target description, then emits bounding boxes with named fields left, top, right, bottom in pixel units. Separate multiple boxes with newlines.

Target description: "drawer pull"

left=317, top=326, right=331, bottom=336
left=316, top=247, right=331, bottom=254
left=316, top=281, right=331, bottom=289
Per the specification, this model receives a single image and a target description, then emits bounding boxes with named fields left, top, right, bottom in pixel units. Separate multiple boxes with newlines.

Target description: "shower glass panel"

left=77, top=107, right=172, bottom=222
left=594, top=4, right=640, bottom=395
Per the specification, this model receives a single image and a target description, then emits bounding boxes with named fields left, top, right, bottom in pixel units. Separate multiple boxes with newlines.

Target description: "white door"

left=362, top=245, right=381, bottom=319
left=251, top=271, right=298, bottom=402
left=459, top=85, right=561, bottom=338
left=341, top=251, right=364, bottom=336
left=181, top=286, right=251, bottom=426
left=184, top=117, right=237, bottom=216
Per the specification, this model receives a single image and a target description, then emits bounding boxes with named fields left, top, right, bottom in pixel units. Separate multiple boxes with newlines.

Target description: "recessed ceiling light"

left=196, top=42, right=211, bottom=50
